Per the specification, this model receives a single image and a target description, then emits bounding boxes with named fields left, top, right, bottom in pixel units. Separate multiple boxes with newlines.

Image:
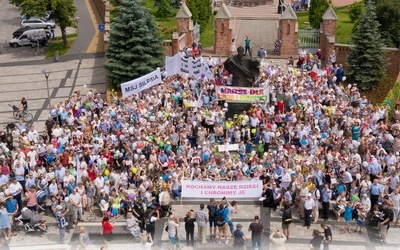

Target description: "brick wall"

left=214, top=19, right=232, bottom=55
left=334, top=44, right=400, bottom=72
left=279, top=20, right=298, bottom=56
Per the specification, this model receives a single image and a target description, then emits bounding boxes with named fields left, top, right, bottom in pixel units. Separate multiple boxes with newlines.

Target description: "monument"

left=223, top=46, right=261, bottom=117
left=224, top=46, right=260, bottom=87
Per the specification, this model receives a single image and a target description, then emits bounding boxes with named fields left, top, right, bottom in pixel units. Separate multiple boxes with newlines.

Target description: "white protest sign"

left=120, top=68, right=162, bottom=98
left=218, top=143, right=239, bottom=152
left=165, top=54, right=214, bottom=79
left=181, top=180, right=263, bottom=198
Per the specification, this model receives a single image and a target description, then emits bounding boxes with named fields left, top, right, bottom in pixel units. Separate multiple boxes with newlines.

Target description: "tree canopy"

left=186, top=0, right=212, bottom=32
left=308, top=0, right=331, bottom=29
left=105, top=0, right=164, bottom=87
left=347, top=0, right=386, bottom=90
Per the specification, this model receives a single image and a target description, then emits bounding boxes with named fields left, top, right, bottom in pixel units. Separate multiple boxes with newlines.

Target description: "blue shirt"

left=344, top=206, right=353, bottom=221
left=371, top=183, right=383, bottom=195
left=5, top=199, right=17, bottom=213
left=217, top=207, right=230, bottom=223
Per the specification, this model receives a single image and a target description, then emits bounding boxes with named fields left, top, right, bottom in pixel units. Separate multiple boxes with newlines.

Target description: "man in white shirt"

left=27, top=126, right=39, bottom=143
left=9, top=178, right=23, bottom=211
left=94, top=172, right=105, bottom=199
left=311, top=184, right=320, bottom=224
left=388, top=170, right=400, bottom=194
left=280, top=168, right=291, bottom=189
left=69, top=188, right=84, bottom=224
left=48, top=178, right=59, bottom=197
left=303, top=193, right=315, bottom=229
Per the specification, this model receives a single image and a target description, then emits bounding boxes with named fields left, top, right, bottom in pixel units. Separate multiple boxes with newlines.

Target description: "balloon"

left=356, top=173, right=361, bottom=180
left=159, top=142, right=164, bottom=147
left=131, top=167, right=137, bottom=174
left=362, top=161, right=368, bottom=167
left=129, top=193, right=135, bottom=200
left=352, top=195, right=359, bottom=202
left=106, top=211, right=112, bottom=217
left=134, top=154, right=138, bottom=160
left=103, top=176, right=108, bottom=181
left=104, top=169, right=110, bottom=176
left=149, top=163, right=154, bottom=169
left=224, top=103, right=228, bottom=108
left=342, top=76, right=346, bottom=81
left=164, top=112, right=169, bottom=118
left=251, top=129, right=256, bottom=134
left=136, top=149, right=142, bottom=154
left=85, top=102, right=91, bottom=109
left=347, top=84, right=351, bottom=89
left=113, top=153, right=118, bottom=159
left=140, top=155, right=145, bottom=159
left=128, top=127, right=134, bottom=134
left=110, top=112, right=115, bottom=118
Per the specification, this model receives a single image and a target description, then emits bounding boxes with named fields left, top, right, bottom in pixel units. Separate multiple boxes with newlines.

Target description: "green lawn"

left=45, top=34, right=77, bottom=59
left=295, top=6, right=355, bottom=44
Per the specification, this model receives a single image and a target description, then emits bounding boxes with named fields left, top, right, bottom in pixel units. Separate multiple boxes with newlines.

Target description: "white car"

left=21, top=18, right=56, bottom=29
left=9, top=29, right=51, bottom=47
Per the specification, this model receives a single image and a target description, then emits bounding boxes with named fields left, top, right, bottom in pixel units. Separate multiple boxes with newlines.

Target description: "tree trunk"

left=61, top=26, right=68, bottom=47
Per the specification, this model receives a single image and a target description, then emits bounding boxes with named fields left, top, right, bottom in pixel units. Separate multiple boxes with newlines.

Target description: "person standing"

left=311, top=184, right=320, bottom=224
left=303, top=193, right=315, bottom=229
left=102, top=216, right=114, bottom=248
left=321, top=184, right=332, bottom=221
left=269, top=230, right=286, bottom=250
left=248, top=215, right=264, bottom=250
left=377, top=202, right=390, bottom=244
left=70, top=187, right=84, bottom=224
left=370, top=178, right=383, bottom=212
left=55, top=204, right=69, bottom=244
left=243, top=35, right=251, bottom=56
left=184, top=211, right=196, bottom=247
left=207, top=198, right=218, bottom=239
left=79, top=227, right=91, bottom=250
left=257, top=47, right=266, bottom=60
left=216, top=203, right=230, bottom=245
left=320, top=223, right=332, bottom=250
left=233, top=224, right=246, bottom=249
left=194, top=203, right=209, bottom=245
left=167, top=215, right=180, bottom=250
left=281, top=201, right=292, bottom=239
left=309, top=229, right=324, bottom=250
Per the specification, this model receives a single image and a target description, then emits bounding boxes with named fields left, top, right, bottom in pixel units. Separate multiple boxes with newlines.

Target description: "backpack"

left=216, top=209, right=225, bottom=227
left=282, top=208, right=293, bottom=224
left=208, top=204, right=217, bottom=218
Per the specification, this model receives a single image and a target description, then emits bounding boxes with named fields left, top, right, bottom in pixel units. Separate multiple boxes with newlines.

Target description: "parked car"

left=9, top=29, right=51, bottom=47
left=21, top=10, right=53, bottom=21
left=12, top=27, right=30, bottom=38
left=20, top=18, right=56, bottom=29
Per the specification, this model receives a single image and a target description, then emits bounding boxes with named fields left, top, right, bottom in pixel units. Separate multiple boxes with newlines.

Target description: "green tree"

left=186, top=0, right=212, bottom=32
left=9, top=0, right=76, bottom=46
left=347, top=0, right=386, bottom=90
left=156, top=0, right=174, bottom=18
left=308, top=0, right=330, bottom=29
left=105, top=0, right=164, bottom=88
left=375, top=0, right=400, bottom=48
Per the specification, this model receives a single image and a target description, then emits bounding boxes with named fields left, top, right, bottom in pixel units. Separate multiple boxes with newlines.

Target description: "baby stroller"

left=17, top=208, right=47, bottom=236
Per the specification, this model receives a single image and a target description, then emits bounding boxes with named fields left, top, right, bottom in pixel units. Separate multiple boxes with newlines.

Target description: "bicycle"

left=9, top=104, right=33, bottom=123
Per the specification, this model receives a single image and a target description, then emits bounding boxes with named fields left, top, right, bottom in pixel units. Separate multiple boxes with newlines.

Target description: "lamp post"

left=41, top=69, right=51, bottom=111
left=75, top=16, right=82, bottom=64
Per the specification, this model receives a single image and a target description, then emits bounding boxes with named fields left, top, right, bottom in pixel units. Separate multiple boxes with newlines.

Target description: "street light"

left=41, top=69, right=51, bottom=111
left=75, top=16, right=82, bottom=64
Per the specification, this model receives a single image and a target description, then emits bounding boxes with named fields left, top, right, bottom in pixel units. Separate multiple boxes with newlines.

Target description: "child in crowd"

left=341, top=202, right=354, bottom=234
left=354, top=206, right=366, bottom=233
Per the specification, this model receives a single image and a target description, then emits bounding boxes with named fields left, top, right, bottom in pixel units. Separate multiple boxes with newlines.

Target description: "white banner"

left=181, top=180, right=263, bottom=198
left=165, top=54, right=213, bottom=79
left=218, top=143, right=239, bottom=152
left=120, top=68, right=162, bottom=98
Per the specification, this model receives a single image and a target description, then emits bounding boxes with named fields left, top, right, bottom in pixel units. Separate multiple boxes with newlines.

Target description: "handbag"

left=165, top=225, right=169, bottom=232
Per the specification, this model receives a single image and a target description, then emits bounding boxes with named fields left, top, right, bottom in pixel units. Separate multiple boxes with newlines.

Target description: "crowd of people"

left=0, top=43, right=397, bottom=249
